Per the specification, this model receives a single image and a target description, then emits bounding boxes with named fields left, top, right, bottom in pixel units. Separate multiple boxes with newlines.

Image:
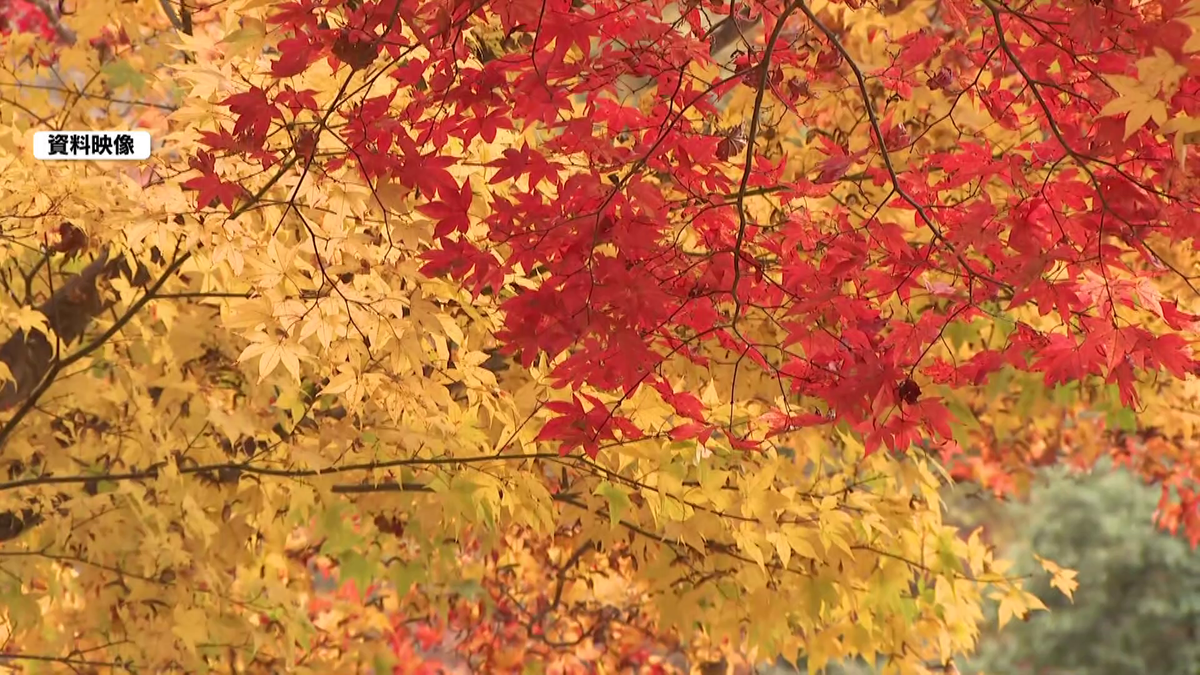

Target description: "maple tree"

left=3, top=0, right=1200, bottom=671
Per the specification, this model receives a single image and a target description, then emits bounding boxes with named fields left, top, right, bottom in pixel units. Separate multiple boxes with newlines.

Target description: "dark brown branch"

left=0, top=248, right=178, bottom=448
left=0, top=653, right=122, bottom=669
left=0, top=452, right=560, bottom=493
left=24, top=0, right=76, bottom=45
left=796, top=0, right=1012, bottom=295
left=0, top=248, right=160, bottom=412
left=526, top=539, right=597, bottom=637
left=0, top=249, right=112, bottom=412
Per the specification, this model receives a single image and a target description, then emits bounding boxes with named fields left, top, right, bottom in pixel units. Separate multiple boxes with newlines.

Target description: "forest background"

left=2, top=0, right=1200, bottom=672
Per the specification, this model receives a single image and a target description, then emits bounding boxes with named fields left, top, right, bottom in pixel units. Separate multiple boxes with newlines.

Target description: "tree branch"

left=0, top=248, right=183, bottom=446
left=0, top=249, right=113, bottom=412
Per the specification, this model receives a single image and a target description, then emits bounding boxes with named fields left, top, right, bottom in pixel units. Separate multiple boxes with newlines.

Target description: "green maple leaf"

left=101, top=59, right=147, bottom=93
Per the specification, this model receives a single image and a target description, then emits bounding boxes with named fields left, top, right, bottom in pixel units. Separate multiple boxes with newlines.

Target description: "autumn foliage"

left=0, top=0, right=54, bottom=41
left=1, top=0, right=1200, bottom=670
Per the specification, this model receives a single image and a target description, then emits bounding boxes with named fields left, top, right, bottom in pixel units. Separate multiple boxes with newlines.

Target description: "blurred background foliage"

left=763, top=463, right=1200, bottom=674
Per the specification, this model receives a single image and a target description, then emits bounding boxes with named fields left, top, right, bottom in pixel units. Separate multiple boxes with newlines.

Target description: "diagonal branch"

left=0, top=249, right=113, bottom=412
left=0, top=248, right=187, bottom=448
left=795, top=0, right=1012, bottom=295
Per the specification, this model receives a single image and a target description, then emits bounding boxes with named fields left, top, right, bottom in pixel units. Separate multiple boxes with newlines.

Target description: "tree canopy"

left=1, top=0, right=1199, bottom=671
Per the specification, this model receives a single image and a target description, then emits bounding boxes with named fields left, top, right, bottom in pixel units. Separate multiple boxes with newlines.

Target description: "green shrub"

left=964, top=465, right=1200, bottom=674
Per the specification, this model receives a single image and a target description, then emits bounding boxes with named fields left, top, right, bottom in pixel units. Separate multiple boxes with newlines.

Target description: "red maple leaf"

left=203, top=0, right=1200, bottom=548
left=487, top=142, right=562, bottom=188
left=417, top=178, right=474, bottom=238
left=272, top=33, right=324, bottom=78
left=182, top=151, right=244, bottom=210
left=222, top=88, right=283, bottom=143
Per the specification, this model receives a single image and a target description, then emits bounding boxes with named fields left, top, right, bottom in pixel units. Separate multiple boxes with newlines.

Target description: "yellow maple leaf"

left=6, top=305, right=50, bottom=339
left=1034, top=554, right=1080, bottom=602
left=171, top=607, right=209, bottom=654
left=237, top=331, right=306, bottom=382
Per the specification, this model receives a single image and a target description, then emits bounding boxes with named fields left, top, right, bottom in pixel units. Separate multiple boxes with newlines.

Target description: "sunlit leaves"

left=4, top=0, right=1196, bottom=669
left=237, top=330, right=307, bottom=382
